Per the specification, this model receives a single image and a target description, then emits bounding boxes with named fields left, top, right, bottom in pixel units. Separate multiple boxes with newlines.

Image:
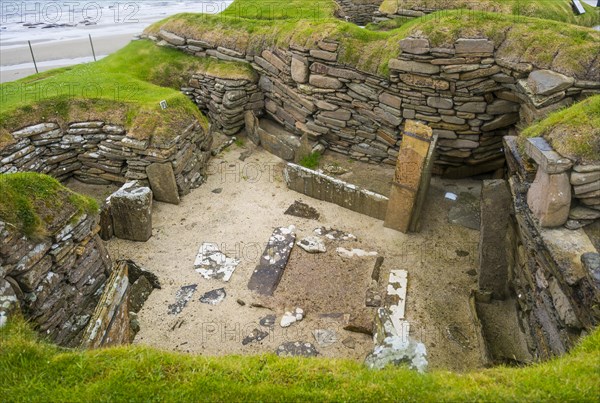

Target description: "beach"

left=0, top=1, right=232, bottom=82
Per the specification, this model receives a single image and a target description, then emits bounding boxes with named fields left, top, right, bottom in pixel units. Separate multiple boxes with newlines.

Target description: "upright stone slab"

left=146, top=162, right=180, bottom=205
left=111, top=182, right=153, bottom=242
left=527, top=169, right=571, bottom=227
left=384, top=120, right=433, bottom=233
left=479, top=180, right=512, bottom=299
left=247, top=226, right=296, bottom=296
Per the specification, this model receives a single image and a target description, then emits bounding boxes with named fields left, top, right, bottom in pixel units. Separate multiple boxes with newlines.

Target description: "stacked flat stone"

left=184, top=73, right=264, bottom=135
left=334, top=0, right=383, bottom=25
left=146, top=30, right=599, bottom=177
left=1, top=120, right=211, bottom=197
left=0, top=212, right=111, bottom=347
left=569, top=164, right=600, bottom=224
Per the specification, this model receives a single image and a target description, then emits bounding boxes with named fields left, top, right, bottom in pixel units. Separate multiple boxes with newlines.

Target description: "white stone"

left=297, top=236, right=326, bottom=253
left=336, top=247, right=377, bottom=258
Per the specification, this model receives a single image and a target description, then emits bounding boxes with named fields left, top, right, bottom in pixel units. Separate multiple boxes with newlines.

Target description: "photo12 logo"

left=1, top=2, right=140, bottom=25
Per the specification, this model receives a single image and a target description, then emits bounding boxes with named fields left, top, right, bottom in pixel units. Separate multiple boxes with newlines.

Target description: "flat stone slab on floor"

left=167, top=284, right=197, bottom=315
left=284, top=200, right=320, bottom=220
left=199, top=288, right=226, bottom=305
left=194, top=243, right=240, bottom=282
left=247, top=225, right=296, bottom=296
left=276, top=341, right=319, bottom=357
left=242, top=328, right=270, bottom=345
left=314, top=227, right=356, bottom=241
left=448, top=192, right=481, bottom=230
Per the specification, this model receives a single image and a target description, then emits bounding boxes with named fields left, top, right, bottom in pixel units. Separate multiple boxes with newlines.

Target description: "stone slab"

left=111, top=182, right=153, bottom=242
left=525, top=137, right=573, bottom=174
left=384, top=120, right=433, bottom=233
left=247, top=226, right=296, bottom=296
left=146, top=162, right=180, bottom=205
left=194, top=243, right=240, bottom=282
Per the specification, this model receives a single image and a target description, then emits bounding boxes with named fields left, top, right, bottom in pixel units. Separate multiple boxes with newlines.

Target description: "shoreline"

left=0, top=33, right=135, bottom=83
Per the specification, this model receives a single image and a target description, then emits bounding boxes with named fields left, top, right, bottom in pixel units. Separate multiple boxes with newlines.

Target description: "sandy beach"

left=1, top=33, right=135, bottom=83
left=0, top=0, right=231, bottom=83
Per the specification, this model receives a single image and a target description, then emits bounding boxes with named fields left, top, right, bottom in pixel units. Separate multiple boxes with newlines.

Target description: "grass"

left=520, top=95, right=600, bottom=163
left=0, top=173, right=98, bottom=238
left=1, top=316, right=599, bottom=401
left=147, top=3, right=600, bottom=80
left=379, top=0, right=600, bottom=27
left=299, top=151, right=322, bottom=169
left=0, top=40, right=222, bottom=141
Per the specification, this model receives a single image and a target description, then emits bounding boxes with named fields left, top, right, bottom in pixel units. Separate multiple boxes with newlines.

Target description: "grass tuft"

left=299, top=152, right=322, bottom=169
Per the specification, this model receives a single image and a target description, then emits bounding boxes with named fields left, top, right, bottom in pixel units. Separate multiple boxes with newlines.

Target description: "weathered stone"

left=479, top=180, right=511, bottom=299
left=573, top=164, right=600, bottom=173
left=244, top=111, right=260, bottom=145
left=456, top=102, right=487, bottom=113
left=247, top=226, right=296, bottom=296
left=111, top=182, right=153, bottom=242
left=571, top=171, right=600, bottom=186
left=291, top=56, right=309, bottom=83
left=527, top=70, right=575, bottom=96
left=167, top=284, right=197, bottom=315
left=242, top=328, right=269, bottom=345
left=582, top=253, right=600, bottom=286
left=0, top=278, right=18, bottom=328
left=399, top=37, right=430, bottom=55
left=258, top=128, right=295, bottom=161
left=194, top=243, right=240, bottom=282
left=199, top=288, right=226, bottom=305
left=486, top=100, right=520, bottom=115
left=389, top=59, right=440, bottom=75
left=309, top=75, right=343, bottom=89
left=313, top=329, right=338, bottom=347
left=297, top=236, right=326, bottom=253
left=158, top=29, right=185, bottom=46
left=129, top=275, right=153, bottom=313
left=399, top=74, right=449, bottom=90
left=481, top=113, right=519, bottom=131
left=276, top=341, right=319, bottom=357
left=146, top=163, right=180, bottom=205
left=12, top=123, right=59, bottom=139
left=525, top=137, right=573, bottom=174
left=548, top=279, right=580, bottom=328
left=379, top=92, right=402, bottom=109
left=455, top=38, right=494, bottom=54
left=527, top=170, right=571, bottom=227
left=427, top=97, right=453, bottom=109
left=284, top=200, right=320, bottom=219
left=309, top=49, right=337, bottom=61
left=569, top=206, right=600, bottom=220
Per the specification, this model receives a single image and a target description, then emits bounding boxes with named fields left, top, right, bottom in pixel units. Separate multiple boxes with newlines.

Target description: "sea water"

left=0, top=0, right=233, bottom=48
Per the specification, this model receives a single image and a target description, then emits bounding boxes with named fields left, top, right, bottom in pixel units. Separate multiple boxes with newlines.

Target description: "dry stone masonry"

left=148, top=29, right=599, bottom=178
left=1, top=120, right=211, bottom=200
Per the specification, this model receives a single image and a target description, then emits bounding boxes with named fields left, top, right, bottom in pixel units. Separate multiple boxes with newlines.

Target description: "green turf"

left=0, top=173, right=98, bottom=238
left=0, top=40, right=227, bottom=139
left=520, top=95, right=600, bottom=163
left=379, top=0, right=600, bottom=27
left=0, top=316, right=599, bottom=402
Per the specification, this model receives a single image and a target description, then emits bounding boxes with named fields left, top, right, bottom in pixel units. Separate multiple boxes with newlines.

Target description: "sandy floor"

left=70, top=142, right=486, bottom=371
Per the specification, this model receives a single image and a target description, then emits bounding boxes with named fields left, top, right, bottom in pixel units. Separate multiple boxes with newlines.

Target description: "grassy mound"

left=0, top=316, right=599, bottom=401
left=521, top=95, right=600, bottom=164
left=0, top=173, right=98, bottom=238
left=379, top=0, right=600, bottom=27
left=0, top=40, right=220, bottom=140
left=147, top=1, right=599, bottom=79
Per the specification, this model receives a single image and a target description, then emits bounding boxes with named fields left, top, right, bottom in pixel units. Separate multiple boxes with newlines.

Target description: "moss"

left=0, top=173, right=98, bottom=239
left=520, top=95, right=600, bottom=164
left=299, top=152, right=321, bottom=169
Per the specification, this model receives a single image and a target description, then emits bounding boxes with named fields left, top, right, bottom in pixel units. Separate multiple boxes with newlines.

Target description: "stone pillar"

left=384, top=120, right=433, bottom=233
left=525, top=138, right=572, bottom=227
left=111, top=182, right=153, bottom=242
left=479, top=179, right=512, bottom=299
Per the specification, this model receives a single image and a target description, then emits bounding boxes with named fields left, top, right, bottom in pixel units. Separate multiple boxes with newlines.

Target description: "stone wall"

left=334, top=0, right=384, bottom=25
left=183, top=72, right=264, bottom=135
left=476, top=141, right=600, bottom=360
left=0, top=211, right=112, bottom=347
left=0, top=120, right=212, bottom=197
left=152, top=30, right=599, bottom=177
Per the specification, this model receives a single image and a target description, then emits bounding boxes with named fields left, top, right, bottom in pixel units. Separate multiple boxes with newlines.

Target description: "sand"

left=66, top=140, right=488, bottom=371
left=0, top=33, right=134, bottom=83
